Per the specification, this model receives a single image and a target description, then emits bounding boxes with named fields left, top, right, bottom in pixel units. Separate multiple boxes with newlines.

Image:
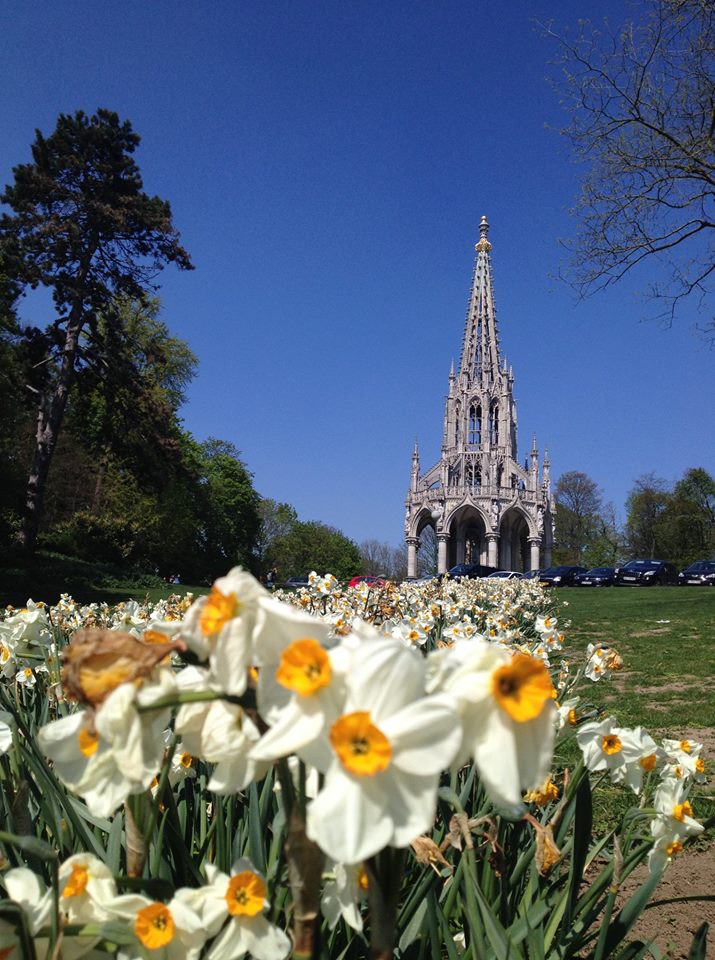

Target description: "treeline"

left=0, top=109, right=364, bottom=584
left=554, top=469, right=715, bottom=569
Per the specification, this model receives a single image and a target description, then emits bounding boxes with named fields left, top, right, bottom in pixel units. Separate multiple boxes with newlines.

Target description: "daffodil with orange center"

left=307, top=633, right=461, bottom=863
left=648, top=779, right=704, bottom=874
left=432, top=640, right=557, bottom=809
left=249, top=608, right=342, bottom=771
left=112, top=889, right=205, bottom=960
left=171, top=861, right=289, bottom=960
left=180, top=568, right=267, bottom=697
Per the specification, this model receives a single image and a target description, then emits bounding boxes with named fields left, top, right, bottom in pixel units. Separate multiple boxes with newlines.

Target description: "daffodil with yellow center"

left=225, top=871, right=266, bottom=917
left=200, top=587, right=242, bottom=637
left=135, top=902, right=174, bottom=950
left=62, top=864, right=88, bottom=899
left=433, top=641, right=557, bottom=808
left=672, top=800, right=694, bottom=822
left=78, top=727, right=99, bottom=757
left=249, top=606, right=343, bottom=770
left=178, top=860, right=289, bottom=960
left=330, top=711, right=392, bottom=776
left=307, top=634, right=461, bottom=863
left=180, top=568, right=267, bottom=697
left=491, top=653, right=554, bottom=722
left=275, top=638, right=331, bottom=696
left=601, top=734, right=622, bottom=755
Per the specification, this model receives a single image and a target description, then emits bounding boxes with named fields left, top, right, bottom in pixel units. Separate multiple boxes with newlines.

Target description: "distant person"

left=267, top=567, right=277, bottom=590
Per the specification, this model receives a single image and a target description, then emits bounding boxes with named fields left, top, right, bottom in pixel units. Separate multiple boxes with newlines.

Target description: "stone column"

left=437, top=534, right=449, bottom=575
left=486, top=534, right=499, bottom=567
left=528, top=537, right=541, bottom=572
left=406, top=537, right=420, bottom=578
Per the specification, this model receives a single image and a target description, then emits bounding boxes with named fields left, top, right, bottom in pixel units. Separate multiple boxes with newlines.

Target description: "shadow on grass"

left=0, top=549, right=209, bottom=607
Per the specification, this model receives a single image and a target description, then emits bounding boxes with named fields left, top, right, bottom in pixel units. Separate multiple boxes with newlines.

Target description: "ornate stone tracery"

left=405, top=217, right=555, bottom=576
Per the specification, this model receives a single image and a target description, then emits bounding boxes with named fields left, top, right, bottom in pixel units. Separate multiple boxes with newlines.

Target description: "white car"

left=486, top=570, right=523, bottom=580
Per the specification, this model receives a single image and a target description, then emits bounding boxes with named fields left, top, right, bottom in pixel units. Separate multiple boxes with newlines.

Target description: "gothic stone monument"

left=405, top=217, right=555, bottom=577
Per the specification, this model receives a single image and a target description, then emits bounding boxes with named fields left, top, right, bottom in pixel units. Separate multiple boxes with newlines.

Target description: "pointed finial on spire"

left=475, top=215, right=492, bottom=253
left=412, top=438, right=419, bottom=460
left=532, top=434, right=537, bottom=452
left=449, top=358, right=455, bottom=379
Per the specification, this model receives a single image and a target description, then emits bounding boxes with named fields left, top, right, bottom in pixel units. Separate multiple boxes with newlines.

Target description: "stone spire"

left=404, top=218, right=555, bottom=578
left=458, top=215, right=500, bottom=385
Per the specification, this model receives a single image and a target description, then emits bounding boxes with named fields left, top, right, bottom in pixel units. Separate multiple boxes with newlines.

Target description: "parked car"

left=614, top=559, right=678, bottom=586
left=522, top=569, right=543, bottom=581
left=447, top=563, right=499, bottom=580
left=486, top=570, right=523, bottom=580
left=348, top=575, right=386, bottom=588
left=678, top=560, right=715, bottom=586
left=283, top=575, right=310, bottom=589
left=574, top=566, right=616, bottom=587
left=538, top=565, right=588, bottom=587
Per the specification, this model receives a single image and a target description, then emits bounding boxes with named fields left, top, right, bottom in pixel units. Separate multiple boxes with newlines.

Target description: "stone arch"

left=445, top=502, right=490, bottom=568
left=409, top=506, right=436, bottom=540
left=498, top=506, right=532, bottom=571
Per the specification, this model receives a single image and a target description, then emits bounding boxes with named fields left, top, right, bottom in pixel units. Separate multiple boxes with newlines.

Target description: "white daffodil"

left=176, top=861, right=290, bottom=960
left=252, top=596, right=336, bottom=726
left=577, top=718, right=630, bottom=781
left=554, top=696, right=579, bottom=732
left=648, top=778, right=704, bottom=873
left=306, top=635, right=461, bottom=864
left=111, top=892, right=205, bottom=960
left=3, top=868, right=53, bottom=934
left=175, top=697, right=267, bottom=794
left=0, top=717, right=12, bottom=755
left=433, top=640, right=556, bottom=809
left=59, top=853, right=119, bottom=924
left=661, top=738, right=707, bottom=784
left=38, top=674, right=171, bottom=818
left=618, top=727, right=664, bottom=793
left=249, top=629, right=352, bottom=771
left=584, top=643, right=622, bottom=682
left=181, top=568, right=267, bottom=696
left=321, top=862, right=367, bottom=932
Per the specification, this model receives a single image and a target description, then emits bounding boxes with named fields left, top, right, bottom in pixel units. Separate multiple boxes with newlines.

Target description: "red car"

left=348, top=575, right=386, bottom=588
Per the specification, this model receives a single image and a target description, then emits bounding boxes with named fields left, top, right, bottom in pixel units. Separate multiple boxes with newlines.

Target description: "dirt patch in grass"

left=631, top=628, right=673, bottom=637
left=618, top=844, right=714, bottom=958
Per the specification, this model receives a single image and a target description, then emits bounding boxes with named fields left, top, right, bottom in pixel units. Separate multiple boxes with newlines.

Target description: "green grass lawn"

left=556, top=585, right=715, bottom=733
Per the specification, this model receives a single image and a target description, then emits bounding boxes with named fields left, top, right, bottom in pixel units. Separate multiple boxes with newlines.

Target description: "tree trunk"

left=17, top=312, right=85, bottom=552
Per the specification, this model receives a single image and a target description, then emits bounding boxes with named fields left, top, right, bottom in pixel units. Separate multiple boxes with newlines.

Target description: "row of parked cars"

left=530, top=559, right=715, bottom=587
left=283, top=560, right=715, bottom=590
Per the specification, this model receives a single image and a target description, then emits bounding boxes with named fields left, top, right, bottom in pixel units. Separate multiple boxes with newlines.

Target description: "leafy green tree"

left=549, top=0, right=715, bottom=339
left=554, top=471, right=604, bottom=564
left=625, top=473, right=671, bottom=558
left=70, top=295, right=198, bottom=506
left=195, top=439, right=261, bottom=578
left=257, top=499, right=299, bottom=572
left=657, top=467, right=715, bottom=566
left=270, top=521, right=363, bottom=582
left=0, top=109, right=193, bottom=549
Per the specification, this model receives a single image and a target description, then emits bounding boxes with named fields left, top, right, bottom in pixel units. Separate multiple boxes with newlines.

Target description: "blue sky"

left=2, top=1, right=713, bottom=547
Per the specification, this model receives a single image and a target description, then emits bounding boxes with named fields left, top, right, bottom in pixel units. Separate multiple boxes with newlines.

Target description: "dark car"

left=447, top=563, right=500, bottom=580
left=614, top=559, right=678, bottom=586
left=522, top=569, right=543, bottom=581
left=574, top=566, right=616, bottom=587
left=678, top=560, right=715, bottom=586
left=538, top=565, right=588, bottom=587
